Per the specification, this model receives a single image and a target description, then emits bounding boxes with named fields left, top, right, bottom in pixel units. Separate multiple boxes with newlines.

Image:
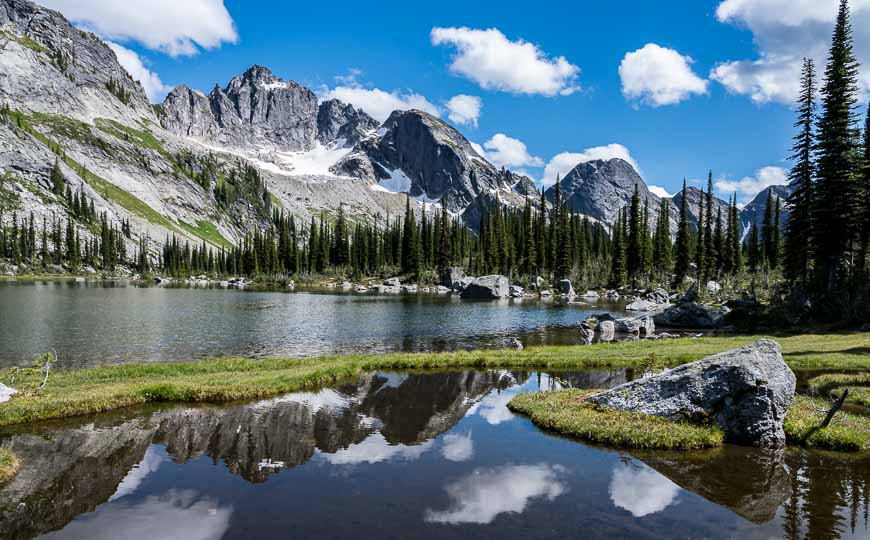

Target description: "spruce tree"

left=784, top=58, right=818, bottom=285
left=695, top=187, right=706, bottom=278
left=813, top=0, right=862, bottom=293
left=674, top=180, right=692, bottom=286
left=626, top=184, right=643, bottom=281
left=704, top=172, right=715, bottom=277
left=762, top=190, right=775, bottom=268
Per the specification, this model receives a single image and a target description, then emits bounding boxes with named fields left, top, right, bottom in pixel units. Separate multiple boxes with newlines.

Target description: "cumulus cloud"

left=610, top=462, right=680, bottom=518
left=619, top=43, right=709, bottom=107
left=714, top=165, right=788, bottom=202
left=441, top=432, right=474, bottom=462
left=106, top=42, right=170, bottom=102
left=541, top=144, right=641, bottom=188
left=476, top=134, right=544, bottom=170
left=321, top=72, right=440, bottom=123
left=431, top=27, right=580, bottom=96
left=711, top=0, right=870, bottom=103
left=425, top=464, right=566, bottom=524
left=321, top=433, right=433, bottom=465
left=36, top=0, right=238, bottom=57
left=648, top=185, right=673, bottom=199
left=445, top=94, right=482, bottom=127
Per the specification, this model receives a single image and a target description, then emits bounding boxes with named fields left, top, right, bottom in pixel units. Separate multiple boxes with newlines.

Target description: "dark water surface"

left=1, top=370, right=867, bottom=540
left=0, top=281, right=628, bottom=368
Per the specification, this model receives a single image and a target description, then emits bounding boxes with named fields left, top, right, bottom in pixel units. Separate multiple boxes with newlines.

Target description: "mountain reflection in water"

left=0, top=369, right=868, bottom=540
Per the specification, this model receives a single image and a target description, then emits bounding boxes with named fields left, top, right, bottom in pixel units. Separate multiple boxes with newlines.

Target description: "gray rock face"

left=460, top=275, right=510, bottom=299
left=441, top=267, right=465, bottom=288
left=512, top=174, right=538, bottom=197
left=0, top=0, right=153, bottom=124
left=588, top=339, right=796, bottom=447
left=161, top=65, right=318, bottom=151
left=546, top=158, right=674, bottom=232
left=614, top=316, right=655, bottom=336
left=625, top=299, right=660, bottom=312
left=333, top=109, right=515, bottom=215
left=597, top=320, right=616, bottom=341
left=739, top=184, right=793, bottom=239
left=654, top=301, right=723, bottom=329
left=672, top=187, right=731, bottom=230
left=316, top=99, right=378, bottom=147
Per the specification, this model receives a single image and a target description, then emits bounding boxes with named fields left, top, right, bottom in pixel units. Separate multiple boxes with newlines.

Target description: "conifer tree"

left=695, top=187, right=706, bottom=278
left=813, top=0, right=862, bottom=293
left=674, top=180, right=692, bottom=285
left=704, top=172, right=715, bottom=277
left=626, top=184, right=643, bottom=281
left=784, top=58, right=818, bottom=285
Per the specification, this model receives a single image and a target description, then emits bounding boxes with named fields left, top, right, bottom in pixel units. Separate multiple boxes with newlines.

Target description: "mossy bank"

left=0, top=333, right=867, bottom=429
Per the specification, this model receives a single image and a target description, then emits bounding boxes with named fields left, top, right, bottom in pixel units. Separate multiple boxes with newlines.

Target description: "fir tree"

left=813, top=0, right=862, bottom=293
left=784, top=58, right=818, bottom=285
left=674, top=180, right=692, bottom=285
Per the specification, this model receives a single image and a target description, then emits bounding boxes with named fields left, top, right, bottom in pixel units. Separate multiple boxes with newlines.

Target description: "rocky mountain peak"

left=316, top=99, right=379, bottom=147
left=333, top=108, right=515, bottom=214
left=161, top=65, right=318, bottom=151
left=0, top=0, right=153, bottom=124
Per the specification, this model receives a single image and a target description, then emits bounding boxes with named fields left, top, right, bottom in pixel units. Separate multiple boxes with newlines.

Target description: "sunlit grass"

left=0, top=333, right=867, bottom=428
left=0, top=448, right=20, bottom=485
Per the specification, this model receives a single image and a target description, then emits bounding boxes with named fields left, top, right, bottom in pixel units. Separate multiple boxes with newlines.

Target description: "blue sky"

left=36, top=0, right=870, bottom=201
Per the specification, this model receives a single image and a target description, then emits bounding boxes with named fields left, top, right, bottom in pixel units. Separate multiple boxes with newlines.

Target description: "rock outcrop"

left=333, top=109, right=526, bottom=216
left=460, top=275, right=510, bottom=299
left=588, top=339, right=796, bottom=447
left=654, top=301, right=724, bottom=328
left=316, top=99, right=378, bottom=147
left=161, top=65, right=318, bottom=151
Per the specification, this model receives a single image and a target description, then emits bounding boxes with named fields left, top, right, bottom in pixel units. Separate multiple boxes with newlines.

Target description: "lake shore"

left=1, top=333, right=867, bottom=428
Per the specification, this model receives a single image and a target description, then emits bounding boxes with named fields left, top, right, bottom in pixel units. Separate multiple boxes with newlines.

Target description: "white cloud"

left=441, top=432, right=474, bottom=462
left=321, top=73, right=440, bottom=123
left=48, top=489, right=232, bottom=540
left=477, top=134, right=544, bottom=170
left=541, top=144, right=641, bottom=188
left=619, top=43, right=709, bottom=107
left=35, top=0, right=238, bottom=57
left=445, top=94, right=482, bottom=127
left=109, top=446, right=167, bottom=502
left=610, top=462, right=680, bottom=518
left=648, top=185, right=673, bottom=199
left=711, top=0, right=870, bottom=103
left=431, top=27, right=580, bottom=96
left=106, top=42, right=170, bottom=102
left=425, top=464, right=566, bottom=524
left=714, top=165, right=788, bottom=202
left=321, top=433, right=433, bottom=465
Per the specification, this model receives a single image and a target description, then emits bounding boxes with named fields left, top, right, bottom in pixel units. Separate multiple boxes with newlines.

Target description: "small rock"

left=0, top=383, right=17, bottom=403
left=509, top=285, right=525, bottom=298
left=558, top=279, right=576, bottom=297
left=581, top=290, right=600, bottom=299
left=597, top=320, right=615, bottom=341
left=384, top=277, right=401, bottom=287
left=506, top=337, right=523, bottom=350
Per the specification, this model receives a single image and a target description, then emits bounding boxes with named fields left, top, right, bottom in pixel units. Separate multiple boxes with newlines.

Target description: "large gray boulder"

left=614, top=316, right=655, bottom=336
left=654, top=301, right=723, bottom=328
left=587, top=339, right=795, bottom=447
left=441, top=267, right=465, bottom=288
left=460, top=275, right=510, bottom=299
left=558, top=279, right=576, bottom=297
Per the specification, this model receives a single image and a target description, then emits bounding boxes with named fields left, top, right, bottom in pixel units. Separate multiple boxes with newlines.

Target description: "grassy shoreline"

left=0, top=333, right=867, bottom=428
left=0, top=448, right=20, bottom=485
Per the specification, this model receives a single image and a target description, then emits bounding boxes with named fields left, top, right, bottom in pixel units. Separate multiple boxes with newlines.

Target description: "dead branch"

left=820, top=389, right=849, bottom=429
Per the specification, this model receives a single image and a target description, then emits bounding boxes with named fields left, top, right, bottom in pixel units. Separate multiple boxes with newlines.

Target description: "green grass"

left=0, top=333, right=866, bottom=428
left=178, top=220, right=233, bottom=249
left=508, top=390, right=725, bottom=450
left=94, top=118, right=169, bottom=156
left=0, top=29, right=47, bottom=53
left=785, top=395, right=870, bottom=451
left=808, top=373, right=870, bottom=407
left=0, top=448, right=20, bottom=485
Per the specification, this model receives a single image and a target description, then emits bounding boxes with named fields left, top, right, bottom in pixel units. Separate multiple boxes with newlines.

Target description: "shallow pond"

left=0, top=281, right=628, bottom=368
left=0, top=370, right=867, bottom=540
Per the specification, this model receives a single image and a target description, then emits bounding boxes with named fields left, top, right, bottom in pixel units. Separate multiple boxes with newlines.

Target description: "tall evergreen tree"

left=813, top=0, right=862, bottom=293
left=784, top=58, right=818, bottom=285
left=674, top=180, right=692, bottom=285
left=626, top=184, right=643, bottom=281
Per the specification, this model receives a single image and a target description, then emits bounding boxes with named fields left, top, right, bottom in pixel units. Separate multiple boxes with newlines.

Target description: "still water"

left=0, top=281, right=628, bottom=368
left=0, top=370, right=867, bottom=540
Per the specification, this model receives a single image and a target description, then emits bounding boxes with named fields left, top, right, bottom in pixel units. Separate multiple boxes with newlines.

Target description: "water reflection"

left=0, top=369, right=868, bottom=539
left=610, top=459, right=680, bottom=517
left=424, top=463, right=567, bottom=524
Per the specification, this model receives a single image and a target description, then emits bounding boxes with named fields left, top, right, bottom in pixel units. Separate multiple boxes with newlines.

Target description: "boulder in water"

left=460, top=275, right=510, bottom=299
left=558, top=279, right=576, bottom=297
left=654, top=302, right=722, bottom=329
left=587, top=339, right=795, bottom=447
